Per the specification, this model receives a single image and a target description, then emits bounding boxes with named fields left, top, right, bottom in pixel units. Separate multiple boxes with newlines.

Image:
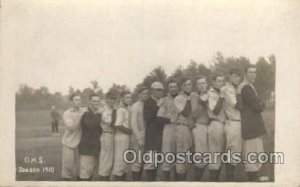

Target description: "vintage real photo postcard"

left=0, top=0, right=300, bottom=186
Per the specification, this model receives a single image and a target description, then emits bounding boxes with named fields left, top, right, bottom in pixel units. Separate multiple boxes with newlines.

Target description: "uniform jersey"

left=207, top=87, right=226, bottom=122
left=174, top=92, right=196, bottom=126
left=99, top=104, right=116, bottom=133
left=157, top=94, right=179, bottom=124
left=115, top=103, right=131, bottom=129
left=131, top=101, right=145, bottom=141
left=223, top=82, right=241, bottom=120
left=191, top=92, right=210, bottom=125
left=62, top=107, right=87, bottom=148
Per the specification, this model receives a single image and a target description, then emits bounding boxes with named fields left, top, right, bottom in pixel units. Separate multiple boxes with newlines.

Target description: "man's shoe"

left=98, top=175, right=110, bottom=181
left=194, top=167, right=205, bottom=181
left=163, top=171, right=170, bottom=181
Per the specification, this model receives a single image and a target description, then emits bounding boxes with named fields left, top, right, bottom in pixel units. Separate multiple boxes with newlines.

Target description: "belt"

left=102, top=131, right=114, bottom=134
left=209, top=118, right=221, bottom=122
left=226, top=118, right=241, bottom=122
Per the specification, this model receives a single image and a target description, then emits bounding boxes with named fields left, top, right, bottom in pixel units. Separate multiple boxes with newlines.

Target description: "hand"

left=220, top=87, right=226, bottom=98
left=260, top=100, right=266, bottom=108
left=199, top=94, right=208, bottom=102
left=157, top=98, right=165, bottom=107
left=237, top=82, right=246, bottom=94
left=138, top=138, right=145, bottom=148
left=188, top=123, right=196, bottom=130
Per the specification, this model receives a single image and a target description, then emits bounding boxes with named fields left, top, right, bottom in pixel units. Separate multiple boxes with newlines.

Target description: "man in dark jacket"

left=78, top=94, right=102, bottom=181
left=50, top=105, right=61, bottom=135
left=241, top=65, right=266, bottom=181
left=143, top=81, right=164, bottom=181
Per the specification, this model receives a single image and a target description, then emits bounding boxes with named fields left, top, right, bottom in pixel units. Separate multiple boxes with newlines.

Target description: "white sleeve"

left=208, top=92, right=218, bottom=111
left=115, top=108, right=125, bottom=127
left=174, top=95, right=185, bottom=112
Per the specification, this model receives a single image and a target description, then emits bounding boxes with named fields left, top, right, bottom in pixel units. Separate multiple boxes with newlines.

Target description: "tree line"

left=16, top=52, right=275, bottom=111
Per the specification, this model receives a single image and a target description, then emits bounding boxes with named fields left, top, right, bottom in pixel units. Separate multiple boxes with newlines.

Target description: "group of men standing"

left=60, top=64, right=266, bottom=182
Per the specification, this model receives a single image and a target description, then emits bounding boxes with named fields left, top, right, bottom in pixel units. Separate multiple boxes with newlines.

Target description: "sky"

left=3, top=0, right=299, bottom=94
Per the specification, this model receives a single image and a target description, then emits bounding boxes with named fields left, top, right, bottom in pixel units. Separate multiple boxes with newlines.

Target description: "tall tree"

left=90, top=80, right=99, bottom=91
left=142, top=66, right=167, bottom=88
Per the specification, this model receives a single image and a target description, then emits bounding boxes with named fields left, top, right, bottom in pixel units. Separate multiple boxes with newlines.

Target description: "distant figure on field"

left=50, top=105, right=61, bottom=135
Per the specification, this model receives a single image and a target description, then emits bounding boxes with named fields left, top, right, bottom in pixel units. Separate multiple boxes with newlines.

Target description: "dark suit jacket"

left=241, top=85, right=266, bottom=140
left=143, top=96, right=164, bottom=151
left=79, top=108, right=102, bottom=156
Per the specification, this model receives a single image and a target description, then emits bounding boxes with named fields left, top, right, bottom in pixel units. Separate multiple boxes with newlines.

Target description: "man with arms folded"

left=207, top=74, right=226, bottom=181
left=174, top=77, right=195, bottom=181
left=130, top=86, right=149, bottom=181
left=61, top=93, right=86, bottom=181
left=78, top=94, right=102, bottom=181
left=241, top=65, right=266, bottom=181
left=221, top=68, right=243, bottom=181
left=112, top=91, right=133, bottom=181
left=156, top=78, right=180, bottom=181
left=98, top=91, right=118, bottom=181
left=191, top=75, right=210, bottom=181
left=143, top=81, right=165, bottom=181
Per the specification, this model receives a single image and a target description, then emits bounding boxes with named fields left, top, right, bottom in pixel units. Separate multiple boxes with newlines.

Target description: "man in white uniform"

left=130, top=86, right=149, bottom=181
left=98, top=91, right=117, bottom=181
left=207, top=74, right=226, bottom=181
left=191, top=76, right=210, bottom=181
left=61, top=94, right=86, bottom=181
left=174, top=77, right=195, bottom=181
left=112, top=91, right=132, bottom=181
left=157, top=79, right=180, bottom=181
left=221, top=68, right=243, bottom=181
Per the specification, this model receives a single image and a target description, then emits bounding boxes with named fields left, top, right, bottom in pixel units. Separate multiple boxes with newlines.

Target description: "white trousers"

left=208, top=121, right=225, bottom=170
left=61, top=145, right=79, bottom=179
left=243, top=136, right=264, bottom=172
left=130, top=134, right=144, bottom=172
left=162, top=124, right=177, bottom=171
left=98, top=133, right=114, bottom=176
left=79, top=155, right=97, bottom=179
left=193, top=123, right=209, bottom=168
left=175, top=125, right=193, bottom=174
left=225, top=120, right=242, bottom=166
left=112, top=132, right=130, bottom=176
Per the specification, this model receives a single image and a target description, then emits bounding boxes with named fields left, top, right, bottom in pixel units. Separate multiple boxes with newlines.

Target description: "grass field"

left=15, top=108, right=275, bottom=182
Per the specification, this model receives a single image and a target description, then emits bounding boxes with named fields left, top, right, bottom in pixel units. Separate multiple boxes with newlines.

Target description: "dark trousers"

left=51, top=120, right=59, bottom=133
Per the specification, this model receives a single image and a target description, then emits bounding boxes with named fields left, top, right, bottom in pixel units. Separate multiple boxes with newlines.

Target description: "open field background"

left=16, top=108, right=275, bottom=182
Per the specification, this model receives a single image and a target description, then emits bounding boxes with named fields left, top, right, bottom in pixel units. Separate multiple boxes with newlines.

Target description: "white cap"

left=151, top=81, right=164, bottom=89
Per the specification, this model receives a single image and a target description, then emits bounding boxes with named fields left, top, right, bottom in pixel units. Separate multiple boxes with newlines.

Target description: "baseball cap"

left=151, top=81, right=164, bottom=90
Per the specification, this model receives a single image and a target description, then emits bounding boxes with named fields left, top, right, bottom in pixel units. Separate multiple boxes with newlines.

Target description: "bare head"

left=212, top=74, right=225, bottom=89
left=229, top=68, right=242, bottom=86
left=121, top=91, right=132, bottom=106
left=167, top=79, right=179, bottom=96
left=180, top=77, right=193, bottom=94
left=69, top=93, right=81, bottom=108
left=244, top=65, right=256, bottom=84
left=195, top=76, right=208, bottom=93
left=138, top=86, right=149, bottom=102
left=90, top=94, right=101, bottom=110
left=105, top=91, right=117, bottom=108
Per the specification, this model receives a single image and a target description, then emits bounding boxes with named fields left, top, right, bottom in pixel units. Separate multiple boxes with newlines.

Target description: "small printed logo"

left=259, top=176, right=270, bottom=182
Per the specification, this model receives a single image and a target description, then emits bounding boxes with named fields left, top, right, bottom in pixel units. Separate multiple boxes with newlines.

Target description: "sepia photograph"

left=0, top=0, right=300, bottom=186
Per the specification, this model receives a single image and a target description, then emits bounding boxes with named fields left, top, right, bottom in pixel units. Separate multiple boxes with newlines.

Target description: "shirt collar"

left=168, top=93, right=178, bottom=98
left=212, top=87, right=220, bottom=93
left=151, top=95, right=159, bottom=102
left=70, top=107, right=80, bottom=112
left=88, top=107, right=98, bottom=114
